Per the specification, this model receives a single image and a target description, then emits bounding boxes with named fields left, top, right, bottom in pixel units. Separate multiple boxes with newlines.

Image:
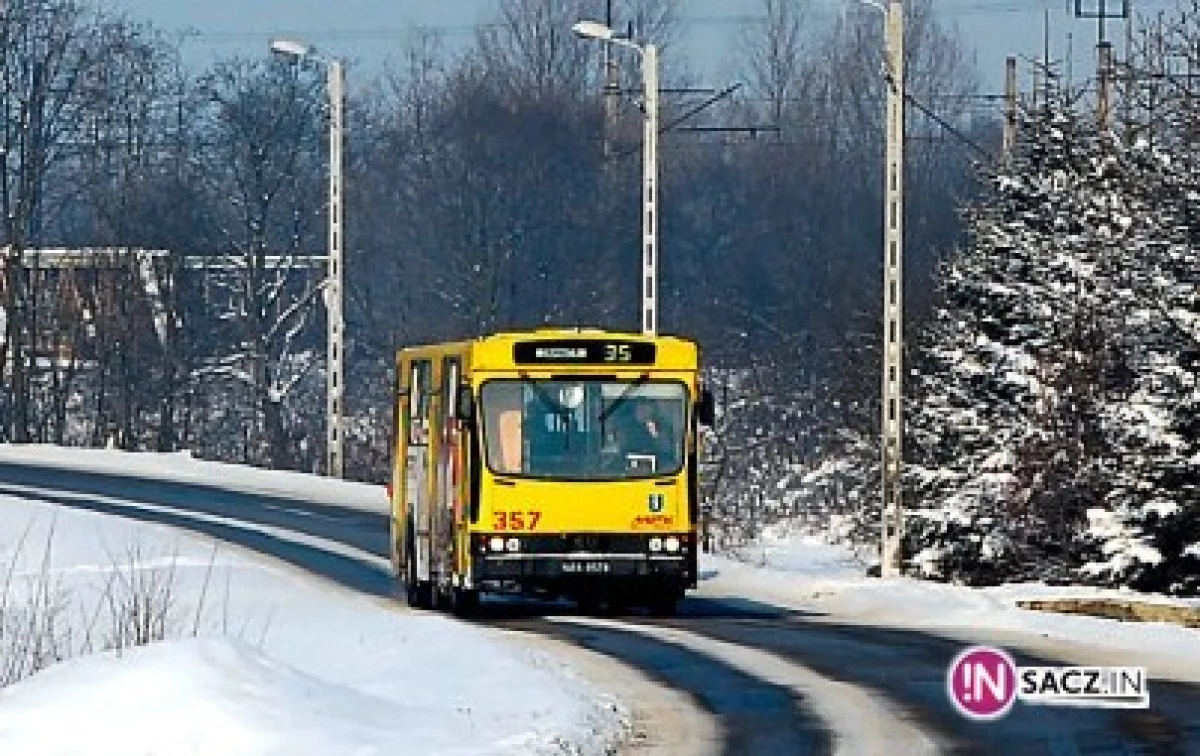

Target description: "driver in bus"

left=619, top=401, right=673, bottom=471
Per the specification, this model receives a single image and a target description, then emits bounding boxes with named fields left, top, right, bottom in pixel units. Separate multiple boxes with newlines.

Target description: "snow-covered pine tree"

left=905, top=98, right=1150, bottom=584
left=1081, top=133, right=1200, bottom=595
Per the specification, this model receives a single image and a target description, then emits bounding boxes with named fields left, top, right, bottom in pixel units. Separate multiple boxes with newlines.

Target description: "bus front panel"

left=465, top=372, right=698, bottom=596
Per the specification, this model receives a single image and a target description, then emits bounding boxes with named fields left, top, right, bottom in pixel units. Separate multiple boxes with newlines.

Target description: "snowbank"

left=0, top=492, right=626, bottom=755
left=1, top=638, right=427, bottom=756
left=0, top=444, right=387, bottom=513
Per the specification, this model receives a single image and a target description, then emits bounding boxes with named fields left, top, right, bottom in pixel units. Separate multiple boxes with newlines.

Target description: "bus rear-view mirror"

left=696, top=388, right=715, bottom=427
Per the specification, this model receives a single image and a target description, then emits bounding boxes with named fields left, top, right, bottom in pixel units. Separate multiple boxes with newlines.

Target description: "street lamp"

left=854, top=1, right=905, bottom=576
left=269, top=37, right=346, bottom=479
left=572, top=19, right=659, bottom=336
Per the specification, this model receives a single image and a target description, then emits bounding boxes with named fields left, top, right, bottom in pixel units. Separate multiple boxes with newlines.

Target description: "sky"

left=111, top=0, right=1182, bottom=112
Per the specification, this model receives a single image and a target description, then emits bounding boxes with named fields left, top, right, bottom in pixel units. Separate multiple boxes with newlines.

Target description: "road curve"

left=2, top=459, right=1199, bottom=756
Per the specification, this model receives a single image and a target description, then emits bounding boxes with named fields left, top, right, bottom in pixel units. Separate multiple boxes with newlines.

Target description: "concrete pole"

left=602, top=0, right=619, bottom=161
left=1125, top=2, right=1134, bottom=142
left=880, top=0, right=905, bottom=577
left=642, top=44, right=659, bottom=336
left=1004, top=56, right=1018, bottom=157
left=1098, top=41, right=1114, bottom=132
left=327, top=58, right=345, bottom=478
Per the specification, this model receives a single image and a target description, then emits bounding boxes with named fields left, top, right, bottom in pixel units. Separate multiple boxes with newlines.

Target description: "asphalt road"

left=3, top=459, right=1199, bottom=756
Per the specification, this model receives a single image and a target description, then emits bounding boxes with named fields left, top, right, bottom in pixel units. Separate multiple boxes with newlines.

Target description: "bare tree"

left=0, top=0, right=111, bottom=441
left=736, top=0, right=816, bottom=126
left=190, top=57, right=326, bottom=469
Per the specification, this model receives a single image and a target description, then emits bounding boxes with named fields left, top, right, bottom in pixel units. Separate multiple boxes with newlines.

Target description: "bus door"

left=406, top=359, right=433, bottom=583
left=436, top=356, right=462, bottom=582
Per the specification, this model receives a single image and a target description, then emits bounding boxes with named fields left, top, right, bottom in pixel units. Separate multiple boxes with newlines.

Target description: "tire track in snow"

left=542, top=615, right=939, bottom=756
left=651, top=610, right=1200, bottom=755
left=489, top=614, right=833, bottom=755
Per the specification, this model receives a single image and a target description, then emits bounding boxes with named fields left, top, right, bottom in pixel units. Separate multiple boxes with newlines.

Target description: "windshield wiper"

left=518, top=373, right=571, bottom=420
left=598, top=373, right=650, bottom=424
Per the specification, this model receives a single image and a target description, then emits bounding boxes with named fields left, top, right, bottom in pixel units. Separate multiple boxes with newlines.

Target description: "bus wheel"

left=404, top=539, right=432, bottom=609
left=604, top=591, right=632, bottom=616
left=576, top=593, right=603, bottom=615
left=646, top=590, right=681, bottom=617
left=451, top=587, right=480, bottom=617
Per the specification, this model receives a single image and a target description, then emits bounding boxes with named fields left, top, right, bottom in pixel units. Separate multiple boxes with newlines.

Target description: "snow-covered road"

left=3, top=446, right=1200, bottom=755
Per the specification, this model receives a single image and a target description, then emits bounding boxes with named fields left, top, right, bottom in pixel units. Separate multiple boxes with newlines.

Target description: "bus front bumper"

left=475, top=552, right=689, bottom=581
left=467, top=533, right=698, bottom=593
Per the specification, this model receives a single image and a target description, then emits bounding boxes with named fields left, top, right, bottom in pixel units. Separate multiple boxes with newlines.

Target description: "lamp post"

left=269, top=38, right=345, bottom=479
left=572, top=20, right=659, bottom=336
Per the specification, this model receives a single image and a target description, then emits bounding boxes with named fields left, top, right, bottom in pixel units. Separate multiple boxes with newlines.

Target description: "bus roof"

left=396, top=328, right=699, bottom=371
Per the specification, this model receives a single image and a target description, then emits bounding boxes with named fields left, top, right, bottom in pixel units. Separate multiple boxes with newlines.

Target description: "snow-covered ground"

left=702, top=523, right=1200, bottom=681
left=0, top=456, right=627, bottom=755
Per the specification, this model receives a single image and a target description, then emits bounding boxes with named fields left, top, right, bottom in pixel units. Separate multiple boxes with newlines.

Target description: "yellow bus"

left=388, top=328, right=714, bottom=615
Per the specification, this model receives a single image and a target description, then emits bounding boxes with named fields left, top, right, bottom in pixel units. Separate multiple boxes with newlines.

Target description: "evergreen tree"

left=904, top=88, right=1200, bottom=594
left=905, top=100, right=1169, bottom=585
left=1082, top=137, right=1200, bottom=594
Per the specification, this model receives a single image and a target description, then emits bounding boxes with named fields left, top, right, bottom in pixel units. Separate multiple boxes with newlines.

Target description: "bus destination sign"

left=513, top=339, right=656, bottom=365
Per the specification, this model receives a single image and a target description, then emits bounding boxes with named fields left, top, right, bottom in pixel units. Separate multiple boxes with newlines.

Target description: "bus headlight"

left=649, top=537, right=663, bottom=553
left=664, top=536, right=680, bottom=553
left=489, top=537, right=506, bottom=552
left=505, top=538, right=520, bottom=553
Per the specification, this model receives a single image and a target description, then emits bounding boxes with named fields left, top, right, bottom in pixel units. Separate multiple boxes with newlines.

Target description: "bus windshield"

left=480, top=379, right=687, bottom=480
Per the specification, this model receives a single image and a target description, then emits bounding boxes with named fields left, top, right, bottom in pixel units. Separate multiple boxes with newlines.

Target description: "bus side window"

left=498, top=411, right=521, bottom=472
left=441, top=356, right=460, bottom=438
left=391, top=364, right=402, bottom=450
left=409, top=360, right=431, bottom=446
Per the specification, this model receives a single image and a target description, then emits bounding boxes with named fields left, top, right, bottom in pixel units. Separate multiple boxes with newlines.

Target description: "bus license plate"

left=562, top=561, right=610, bottom=574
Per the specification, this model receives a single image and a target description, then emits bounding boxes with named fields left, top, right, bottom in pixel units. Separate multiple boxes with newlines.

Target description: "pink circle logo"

left=946, top=645, right=1017, bottom=720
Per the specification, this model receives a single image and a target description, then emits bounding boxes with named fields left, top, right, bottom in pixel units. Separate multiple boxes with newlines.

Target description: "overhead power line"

left=176, top=1, right=1146, bottom=45
left=903, top=91, right=994, bottom=159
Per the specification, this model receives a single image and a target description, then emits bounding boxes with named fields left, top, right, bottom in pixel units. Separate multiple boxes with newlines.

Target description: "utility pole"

left=641, top=42, right=659, bottom=336
left=601, top=0, right=620, bottom=161
left=270, top=38, right=346, bottom=479
left=1003, top=56, right=1018, bottom=157
left=1043, top=8, right=1052, bottom=108
left=1067, top=33, right=1075, bottom=93
left=572, top=20, right=661, bottom=336
left=327, top=58, right=346, bottom=478
left=1124, top=1, right=1134, bottom=142
left=1098, top=41, right=1114, bottom=131
left=1074, top=1, right=1131, bottom=131
left=880, top=0, right=905, bottom=577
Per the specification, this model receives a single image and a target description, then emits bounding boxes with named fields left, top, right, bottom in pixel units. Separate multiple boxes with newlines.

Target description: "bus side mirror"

left=457, top=386, right=476, bottom=426
left=696, top=388, right=715, bottom=427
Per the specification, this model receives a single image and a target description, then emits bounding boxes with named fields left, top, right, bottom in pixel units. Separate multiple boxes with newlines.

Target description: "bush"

left=0, top=520, right=229, bottom=689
